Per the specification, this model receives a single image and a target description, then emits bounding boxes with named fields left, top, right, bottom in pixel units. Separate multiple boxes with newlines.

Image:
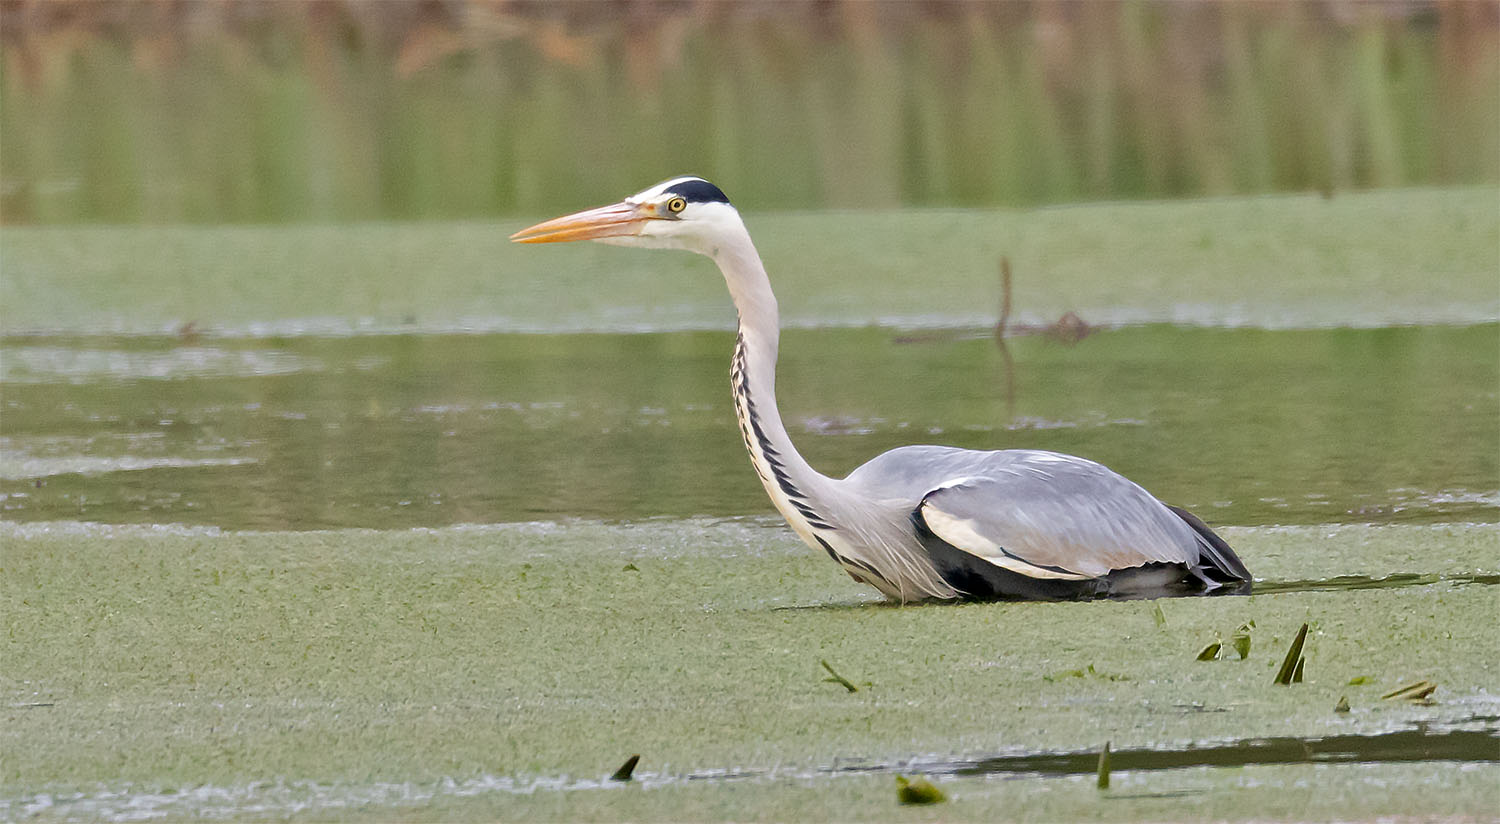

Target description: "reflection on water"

left=1252, top=573, right=1500, bottom=596
left=0, top=345, right=322, bottom=383
left=0, top=324, right=1495, bottom=530
left=769, top=571, right=1500, bottom=612
left=911, top=724, right=1500, bottom=779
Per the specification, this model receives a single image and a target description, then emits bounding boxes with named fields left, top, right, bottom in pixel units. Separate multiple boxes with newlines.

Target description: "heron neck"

left=712, top=231, right=841, bottom=535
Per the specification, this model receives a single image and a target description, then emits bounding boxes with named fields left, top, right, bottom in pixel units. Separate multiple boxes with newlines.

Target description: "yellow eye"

left=666, top=197, right=687, bottom=214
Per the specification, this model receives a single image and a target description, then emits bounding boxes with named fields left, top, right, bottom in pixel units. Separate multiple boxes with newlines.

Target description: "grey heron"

left=512, top=177, right=1251, bottom=602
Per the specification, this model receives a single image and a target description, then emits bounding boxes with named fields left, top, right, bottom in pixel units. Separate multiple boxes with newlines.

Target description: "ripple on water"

left=0, top=454, right=257, bottom=481
left=0, top=346, right=322, bottom=383
left=0, top=433, right=258, bottom=481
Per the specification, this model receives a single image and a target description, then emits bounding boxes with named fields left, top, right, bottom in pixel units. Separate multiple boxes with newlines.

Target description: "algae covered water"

left=2, top=191, right=1497, bottom=821
left=3, top=322, right=1498, bottom=822
left=4, top=3, right=1498, bottom=813
left=3, top=518, right=1497, bottom=821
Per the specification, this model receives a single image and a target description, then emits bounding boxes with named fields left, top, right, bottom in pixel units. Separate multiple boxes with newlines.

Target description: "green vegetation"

left=1096, top=742, right=1112, bottom=790
left=1230, top=622, right=1253, bottom=660
left=1273, top=623, right=1310, bottom=685
left=3, top=3, right=1495, bottom=223
left=895, top=775, right=948, bottom=805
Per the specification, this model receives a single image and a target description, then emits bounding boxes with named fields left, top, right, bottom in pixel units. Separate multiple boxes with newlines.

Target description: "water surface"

left=2, top=324, right=1495, bottom=530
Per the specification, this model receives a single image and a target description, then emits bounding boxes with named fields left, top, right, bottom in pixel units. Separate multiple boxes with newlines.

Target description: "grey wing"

left=913, top=451, right=1205, bottom=580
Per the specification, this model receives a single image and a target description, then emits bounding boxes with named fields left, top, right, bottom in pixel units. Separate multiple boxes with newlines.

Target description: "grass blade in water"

left=821, top=659, right=859, bottom=693
left=1232, top=621, right=1254, bottom=660
left=1097, top=741, right=1112, bottom=790
left=1274, top=623, right=1309, bottom=685
left=610, top=754, right=640, bottom=782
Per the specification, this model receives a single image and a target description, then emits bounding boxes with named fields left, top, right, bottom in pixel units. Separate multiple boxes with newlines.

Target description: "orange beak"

left=510, top=201, right=655, bottom=244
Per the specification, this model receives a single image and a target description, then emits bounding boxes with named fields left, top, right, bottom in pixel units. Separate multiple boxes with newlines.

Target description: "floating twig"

left=896, top=775, right=947, bottom=805
left=995, top=256, right=1013, bottom=345
left=1273, top=623, right=1309, bottom=685
left=1044, top=664, right=1129, bottom=682
left=821, top=659, right=859, bottom=693
left=1381, top=680, right=1437, bottom=701
left=996, top=257, right=1017, bottom=417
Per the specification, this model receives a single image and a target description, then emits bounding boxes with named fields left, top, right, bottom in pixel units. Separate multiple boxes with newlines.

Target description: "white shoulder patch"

left=919, top=501, right=1093, bottom=581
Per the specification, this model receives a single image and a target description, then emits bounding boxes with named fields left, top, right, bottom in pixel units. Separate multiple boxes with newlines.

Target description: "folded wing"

left=913, top=452, right=1204, bottom=581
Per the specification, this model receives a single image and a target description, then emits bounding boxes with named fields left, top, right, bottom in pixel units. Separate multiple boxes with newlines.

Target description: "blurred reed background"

left=1, top=0, right=1496, bottom=224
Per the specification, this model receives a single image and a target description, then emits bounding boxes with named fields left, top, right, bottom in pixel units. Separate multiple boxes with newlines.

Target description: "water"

left=2, top=324, right=1495, bottom=531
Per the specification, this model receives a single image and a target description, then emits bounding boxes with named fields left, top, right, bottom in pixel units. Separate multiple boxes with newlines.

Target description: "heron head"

left=510, top=176, right=739, bottom=255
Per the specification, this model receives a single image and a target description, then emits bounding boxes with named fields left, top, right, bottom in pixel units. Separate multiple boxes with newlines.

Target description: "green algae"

left=2, top=520, right=1496, bottom=820
left=2, top=188, right=1496, bottom=336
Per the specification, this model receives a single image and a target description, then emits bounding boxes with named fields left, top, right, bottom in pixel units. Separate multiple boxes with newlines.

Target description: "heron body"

left=512, top=177, right=1251, bottom=602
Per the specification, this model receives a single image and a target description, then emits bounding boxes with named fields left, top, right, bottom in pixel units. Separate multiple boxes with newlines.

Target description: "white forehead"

left=628, top=176, right=708, bottom=203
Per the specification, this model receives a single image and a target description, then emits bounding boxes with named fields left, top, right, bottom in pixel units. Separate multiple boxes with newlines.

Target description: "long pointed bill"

left=509, top=201, right=651, bottom=244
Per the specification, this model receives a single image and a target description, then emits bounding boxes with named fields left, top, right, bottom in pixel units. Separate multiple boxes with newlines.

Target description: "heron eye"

left=666, top=197, right=687, bottom=214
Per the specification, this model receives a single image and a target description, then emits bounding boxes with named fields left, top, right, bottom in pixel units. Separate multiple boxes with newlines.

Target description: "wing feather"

left=914, top=453, right=1203, bottom=580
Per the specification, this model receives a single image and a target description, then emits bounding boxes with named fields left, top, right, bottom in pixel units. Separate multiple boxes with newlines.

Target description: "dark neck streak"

left=731, top=331, right=834, bottom=532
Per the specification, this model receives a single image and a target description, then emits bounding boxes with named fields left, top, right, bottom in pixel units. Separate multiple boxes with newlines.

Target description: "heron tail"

left=1167, top=505, right=1252, bottom=586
